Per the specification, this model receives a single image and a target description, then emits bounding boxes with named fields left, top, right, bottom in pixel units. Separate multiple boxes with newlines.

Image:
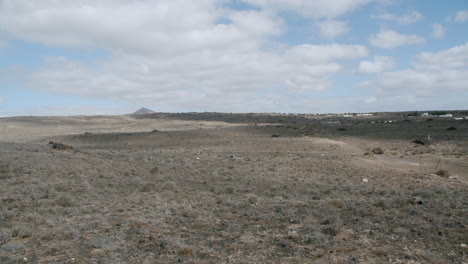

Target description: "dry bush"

left=11, top=224, right=33, bottom=239
left=372, top=147, right=384, bottom=155
left=412, top=139, right=425, bottom=145
left=162, top=181, right=176, bottom=191
left=225, top=186, right=235, bottom=194
left=0, top=228, right=12, bottom=245
left=320, top=217, right=343, bottom=236
left=150, top=166, right=159, bottom=173
left=435, top=169, right=449, bottom=177
left=131, top=176, right=144, bottom=186
left=246, top=194, right=258, bottom=204
left=141, top=183, right=156, bottom=192
left=329, top=199, right=343, bottom=208
left=89, top=235, right=116, bottom=250
left=55, top=194, right=73, bottom=207
left=49, top=141, right=75, bottom=151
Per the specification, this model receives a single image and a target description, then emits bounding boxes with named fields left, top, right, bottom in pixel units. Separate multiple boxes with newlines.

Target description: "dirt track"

left=0, top=114, right=467, bottom=263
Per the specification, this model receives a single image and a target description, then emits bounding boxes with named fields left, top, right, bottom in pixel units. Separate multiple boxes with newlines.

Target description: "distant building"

left=421, top=113, right=431, bottom=116
left=439, top=114, right=453, bottom=117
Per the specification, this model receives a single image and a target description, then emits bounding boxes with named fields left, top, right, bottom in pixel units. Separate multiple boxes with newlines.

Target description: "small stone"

left=362, top=178, right=369, bottom=183
left=461, top=243, right=467, bottom=248
left=411, top=196, right=423, bottom=205
left=448, top=175, right=458, bottom=179
left=23, top=257, right=28, bottom=263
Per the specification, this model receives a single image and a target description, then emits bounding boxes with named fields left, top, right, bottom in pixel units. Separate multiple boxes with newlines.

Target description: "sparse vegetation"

left=0, top=113, right=466, bottom=263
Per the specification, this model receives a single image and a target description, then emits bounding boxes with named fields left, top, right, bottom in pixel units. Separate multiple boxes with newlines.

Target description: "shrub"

left=320, top=217, right=343, bottom=236
left=141, top=183, right=157, bottom=192
left=55, top=194, right=73, bottom=207
left=131, top=177, right=144, bottom=186
left=372, top=147, right=384, bottom=155
left=49, top=141, right=75, bottom=151
left=412, top=139, right=425, bottom=145
left=225, top=186, right=235, bottom=194
left=162, top=181, right=176, bottom=191
left=247, top=194, right=258, bottom=204
left=0, top=228, right=12, bottom=245
left=150, top=167, right=159, bottom=173
left=435, top=169, right=449, bottom=177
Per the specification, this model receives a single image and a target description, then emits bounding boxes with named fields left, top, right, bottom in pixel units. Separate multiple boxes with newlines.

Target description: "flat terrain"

left=0, top=113, right=467, bottom=263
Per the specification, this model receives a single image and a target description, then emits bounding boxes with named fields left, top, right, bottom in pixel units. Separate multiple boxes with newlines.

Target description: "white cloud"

left=27, top=44, right=369, bottom=108
left=455, top=10, right=468, bottom=23
left=317, top=20, right=350, bottom=39
left=0, top=0, right=371, bottom=111
left=414, top=42, right=468, bottom=71
left=0, top=1, right=283, bottom=54
left=371, top=11, right=423, bottom=25
left=358, top=56, right=396, bottom=73
left=431, top=23, right=446, bottom=39
left=369, top=30, right=425, bottom=49
left=360, top=43, right=468, bottom=97
left=241, top=0, right=373, bottom=18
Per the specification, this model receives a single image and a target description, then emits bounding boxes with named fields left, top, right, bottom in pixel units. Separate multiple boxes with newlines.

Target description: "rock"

left=448, top=175, right=458, bottom=179
left=411, top=196, right=423, bottom=205
left=362, top=178, right=369, bottom=183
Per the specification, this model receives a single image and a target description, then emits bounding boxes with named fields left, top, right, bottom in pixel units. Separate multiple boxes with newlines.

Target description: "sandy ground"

left=0, top=114, right=467, bottom=263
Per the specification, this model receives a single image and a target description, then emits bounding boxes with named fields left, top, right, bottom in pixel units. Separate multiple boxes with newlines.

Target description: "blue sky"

left=0, top=0, right=467, bottom=116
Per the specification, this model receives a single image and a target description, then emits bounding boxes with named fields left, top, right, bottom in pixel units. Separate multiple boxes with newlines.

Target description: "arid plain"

left=0, top=112, right=467, bottom=263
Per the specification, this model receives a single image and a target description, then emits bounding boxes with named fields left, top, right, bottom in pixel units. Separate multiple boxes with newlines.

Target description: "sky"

left=0, top=0, right=467, bottom=116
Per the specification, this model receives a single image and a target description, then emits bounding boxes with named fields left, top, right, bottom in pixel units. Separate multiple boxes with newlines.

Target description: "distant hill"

left=132, top=107, right=156, bottom=115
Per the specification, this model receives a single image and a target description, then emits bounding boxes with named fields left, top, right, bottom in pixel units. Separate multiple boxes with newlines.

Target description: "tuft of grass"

left=372, top=147, right=384, bottom=155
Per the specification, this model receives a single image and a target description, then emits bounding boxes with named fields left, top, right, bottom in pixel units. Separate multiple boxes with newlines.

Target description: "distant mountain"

left=132, top=107, right=156, bottom=115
